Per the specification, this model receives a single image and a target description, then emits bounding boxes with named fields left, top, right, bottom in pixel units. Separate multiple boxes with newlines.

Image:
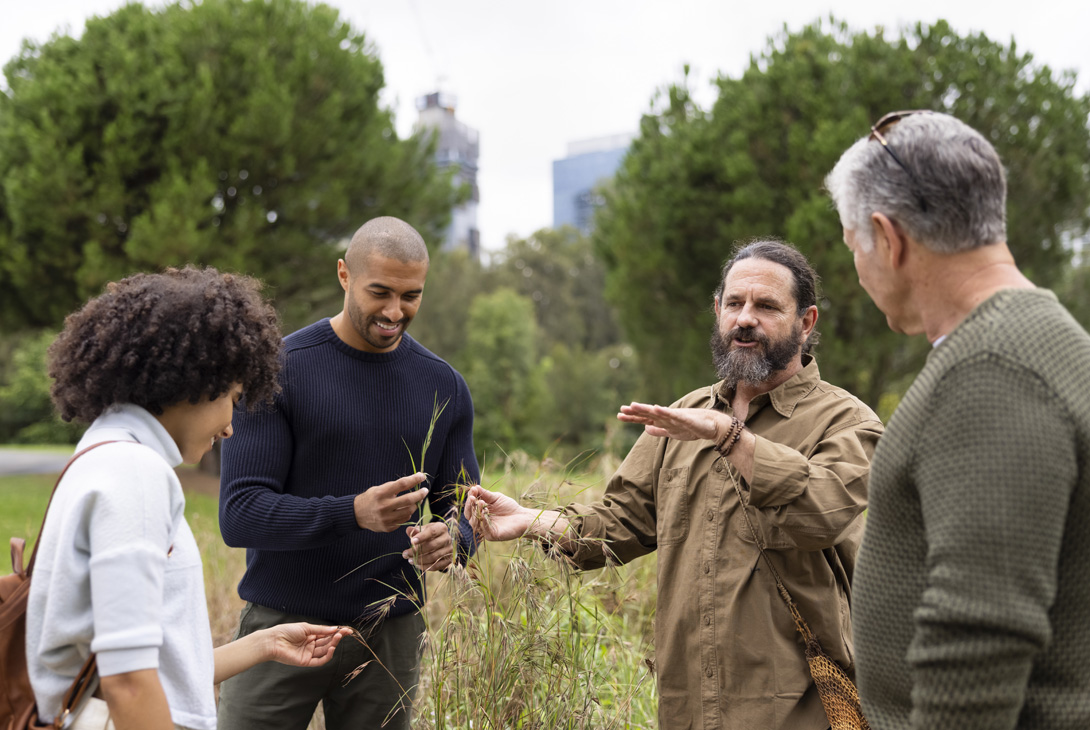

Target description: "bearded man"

left=467, top=239, right=883, bottom=730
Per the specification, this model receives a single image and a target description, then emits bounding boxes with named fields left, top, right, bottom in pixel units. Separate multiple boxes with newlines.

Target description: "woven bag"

left=728, top=465, right=870, bottom=730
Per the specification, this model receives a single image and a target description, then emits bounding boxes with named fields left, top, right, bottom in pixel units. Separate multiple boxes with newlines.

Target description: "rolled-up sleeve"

left=84, top=448, right=174, bottom=676
left=746, top=418, right=882, bottom=550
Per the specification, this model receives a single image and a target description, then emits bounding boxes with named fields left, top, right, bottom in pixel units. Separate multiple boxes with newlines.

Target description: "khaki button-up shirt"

left=563, top=358, right=883, bottom=730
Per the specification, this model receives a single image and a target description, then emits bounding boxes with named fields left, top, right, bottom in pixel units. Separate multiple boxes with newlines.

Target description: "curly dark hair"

left=49, top=266, right=282, bottom=423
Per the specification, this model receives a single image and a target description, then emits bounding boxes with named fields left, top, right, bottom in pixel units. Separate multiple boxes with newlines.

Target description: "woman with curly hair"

left=26, top=267, right=351, bottom=730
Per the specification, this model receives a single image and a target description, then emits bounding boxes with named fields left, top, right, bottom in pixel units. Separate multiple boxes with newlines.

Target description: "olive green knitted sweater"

left=853, top=288, right=1090, bottom=730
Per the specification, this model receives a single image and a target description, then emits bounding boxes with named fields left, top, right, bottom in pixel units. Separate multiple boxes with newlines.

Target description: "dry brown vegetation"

left=189, top=455, right=658, bottom=729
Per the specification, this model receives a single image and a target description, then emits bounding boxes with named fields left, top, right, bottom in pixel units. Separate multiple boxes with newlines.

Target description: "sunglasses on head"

left=868, top=109, right=933, bottom=213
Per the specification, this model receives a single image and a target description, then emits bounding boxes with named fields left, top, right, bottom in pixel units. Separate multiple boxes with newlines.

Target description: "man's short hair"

left=714, top=238, right=821, bottom=354
left=345, top=216, right=429, bottom=271
left=825, top=112, right=1007, bottom=253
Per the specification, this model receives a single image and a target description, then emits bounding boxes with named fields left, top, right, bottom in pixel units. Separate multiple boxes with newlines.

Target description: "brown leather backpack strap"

left=23, top=440, right=131, bottom=729
left=52, top=654, right=98, bottom=729
left=26, top=441, right=126, bottom=577
left=10, top=537, right=26, bottom=577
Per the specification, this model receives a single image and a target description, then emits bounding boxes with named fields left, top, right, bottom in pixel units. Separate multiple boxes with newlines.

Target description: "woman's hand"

left=264, top=623, right=354, bottom=667
left=214, top=623, right=353, bottom=683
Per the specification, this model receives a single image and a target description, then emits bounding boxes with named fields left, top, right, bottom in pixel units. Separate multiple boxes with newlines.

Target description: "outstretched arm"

left=619, top=398, right=880, bottom=550
left=213, top=623, right=353, bottom=684
left=619, top=402, right=755, bottom=480
left=464, top=485, right=574, bottom=549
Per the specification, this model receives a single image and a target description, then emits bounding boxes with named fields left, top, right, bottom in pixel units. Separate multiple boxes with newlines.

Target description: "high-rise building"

left=552, top=133, right=633, bottom=232
left=415, top=92, right=480, bottom=258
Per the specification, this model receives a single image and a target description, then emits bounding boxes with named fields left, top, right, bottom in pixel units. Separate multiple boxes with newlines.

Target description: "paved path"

left=0, top=448, right=72, bottom=476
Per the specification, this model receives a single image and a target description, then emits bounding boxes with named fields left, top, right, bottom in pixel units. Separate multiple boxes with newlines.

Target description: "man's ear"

left=713, top=295, right=721, bottom=316
left=336, top=259, right=350, bottom=292
left=799, top=304, right=818, bottom=341
left=870, top=212, right=907, bottom=269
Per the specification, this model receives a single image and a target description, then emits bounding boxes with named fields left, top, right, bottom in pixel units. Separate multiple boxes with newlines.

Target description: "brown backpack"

left=1, top=443, right=115, bottom=730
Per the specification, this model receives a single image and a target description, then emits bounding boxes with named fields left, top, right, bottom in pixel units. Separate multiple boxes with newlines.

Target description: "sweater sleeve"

left=428, top=372, right=480, bottom=561
left=219, top=397, right=361, bottom=550
left=907, top=354, right=1074, bottom=729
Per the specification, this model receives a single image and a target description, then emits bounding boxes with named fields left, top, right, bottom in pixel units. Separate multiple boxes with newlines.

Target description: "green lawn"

left=0, top=473, right=55, bottom=560
left=0, top=473, right=220, bottom=566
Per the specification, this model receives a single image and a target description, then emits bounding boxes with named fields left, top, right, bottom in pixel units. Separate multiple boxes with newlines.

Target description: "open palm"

left=618, top=402, right=722, bottom=441
left=269, top=623, right=352, bottom=668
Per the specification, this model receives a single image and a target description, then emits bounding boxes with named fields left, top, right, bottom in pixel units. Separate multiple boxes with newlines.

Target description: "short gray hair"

left=825, top=113, right=1007, bottom=253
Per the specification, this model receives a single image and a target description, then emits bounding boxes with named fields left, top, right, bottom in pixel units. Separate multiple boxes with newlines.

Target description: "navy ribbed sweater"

left=219, top=320, right=479, bottom=626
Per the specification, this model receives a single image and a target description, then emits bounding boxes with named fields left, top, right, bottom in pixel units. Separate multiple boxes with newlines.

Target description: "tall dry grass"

left=194, top=453, right=658, bottom=729
left=412, top=452, right=657, bottom=729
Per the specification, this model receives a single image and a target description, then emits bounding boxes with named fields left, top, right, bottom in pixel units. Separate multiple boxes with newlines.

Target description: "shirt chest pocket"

left=656, top=466, right=691, bottom=546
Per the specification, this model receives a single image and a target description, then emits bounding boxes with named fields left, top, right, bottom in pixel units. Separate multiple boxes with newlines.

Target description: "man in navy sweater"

left=216, top=216, right=479, bottom=730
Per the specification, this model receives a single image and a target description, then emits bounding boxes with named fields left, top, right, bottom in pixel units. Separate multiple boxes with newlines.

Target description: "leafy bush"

left=0, top=331, right=83, bottom=444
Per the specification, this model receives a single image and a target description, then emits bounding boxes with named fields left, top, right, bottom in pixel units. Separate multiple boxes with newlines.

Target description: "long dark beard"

left=710, top=321, right=802, bottom=389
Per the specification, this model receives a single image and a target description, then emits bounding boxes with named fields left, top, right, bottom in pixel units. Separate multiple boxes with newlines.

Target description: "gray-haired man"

left=827, top=111, right=1090, bottom=729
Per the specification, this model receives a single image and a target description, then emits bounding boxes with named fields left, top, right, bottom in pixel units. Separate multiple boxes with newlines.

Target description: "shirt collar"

left=77, top=403, right=184, bottom=467
left=713, top=354, right=820, bottom=419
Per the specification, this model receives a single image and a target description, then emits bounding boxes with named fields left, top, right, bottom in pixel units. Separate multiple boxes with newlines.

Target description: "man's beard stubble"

left=711, top=321, right=802, bottom=390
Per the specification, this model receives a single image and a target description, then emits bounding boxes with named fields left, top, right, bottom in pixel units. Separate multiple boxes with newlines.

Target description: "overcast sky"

left=2, top=0, right=1087, bottom=251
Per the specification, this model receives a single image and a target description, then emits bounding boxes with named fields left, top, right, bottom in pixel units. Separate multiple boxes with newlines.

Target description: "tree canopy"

left=0, top=0, right=462, bottom=330
left=410, top=229, right=641, bottom=462
left=595, top=18, right=1090, bottom=407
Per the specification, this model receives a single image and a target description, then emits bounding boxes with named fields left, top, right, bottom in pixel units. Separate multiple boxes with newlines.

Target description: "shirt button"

left=706, top=509, right=715, bottom=522
left=703, top=563, right=710, bottom=574
left=714, top=461, right=724, bottom=472
left=705, top=667, right=714, bottom=678
left=704, top=615, right=711, bottom=626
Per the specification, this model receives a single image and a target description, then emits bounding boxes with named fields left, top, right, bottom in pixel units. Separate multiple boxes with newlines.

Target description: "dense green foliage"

left=6, top=10, right=1088, bottom=462
left=461, top=288, right=544, bottom=456
left=411, top=229, right=642, bottom=462
left=595, top=18, right=1090, bottom=406
left=0, top=227, right=641, bottom=460
left=0, top=0, right=461, bottom=330
left=0, top=331, right=84, bottom=443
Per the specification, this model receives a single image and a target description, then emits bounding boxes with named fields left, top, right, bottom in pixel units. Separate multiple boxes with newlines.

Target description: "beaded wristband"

left=715, top=416, right=745, bottom=457
left=722, top=422, right=744, bottom=456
